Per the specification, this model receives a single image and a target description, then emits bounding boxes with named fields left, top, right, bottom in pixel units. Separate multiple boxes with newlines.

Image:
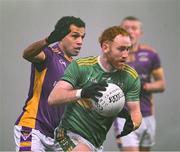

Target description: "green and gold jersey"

left=59, top=56, right=140, bottom=148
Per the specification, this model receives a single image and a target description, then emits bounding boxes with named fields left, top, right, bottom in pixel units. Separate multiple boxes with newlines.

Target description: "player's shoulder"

left=76, top=56, right=98, bottom=66
left=46, top=43, right=59, bottom=52
left=44, top=43, right=60, bottom=56
left=122, top=64, right=139, bottom=79
left=139, top=43, right=157, bottom=53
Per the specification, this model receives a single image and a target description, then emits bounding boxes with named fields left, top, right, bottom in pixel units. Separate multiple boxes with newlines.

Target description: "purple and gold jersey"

left=15, top=44, right=72, bottom=138
left=128, top=46, right=161, bottom=116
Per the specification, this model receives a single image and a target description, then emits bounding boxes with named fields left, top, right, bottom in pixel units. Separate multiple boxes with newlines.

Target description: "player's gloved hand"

left=117, top=108, right=134, bottom=137
left=46, top=19, right=71, bottom=44
left=46, top=29, right=70, bottom=44
left=81, top=81, right=108, bottom=102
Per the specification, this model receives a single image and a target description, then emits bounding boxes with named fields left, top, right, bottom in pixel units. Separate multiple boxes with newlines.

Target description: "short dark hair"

left=55, top=16, right=85, bottom=30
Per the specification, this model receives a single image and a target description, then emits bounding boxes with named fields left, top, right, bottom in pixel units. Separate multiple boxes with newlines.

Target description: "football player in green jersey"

left=48, top=26, right=142, bottom=152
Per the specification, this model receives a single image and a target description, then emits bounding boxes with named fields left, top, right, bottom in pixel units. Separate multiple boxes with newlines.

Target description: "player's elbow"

left=22, top=51, right=28, bottom=60
left=156, top=80, right=166, bottom=93
left=160, top=87, right=165, bottom=92
left=48, top=94, right=57, bottom=106
left=22, top=49, right=31, bottom=61
left=160, top=82, right=166, bottom=92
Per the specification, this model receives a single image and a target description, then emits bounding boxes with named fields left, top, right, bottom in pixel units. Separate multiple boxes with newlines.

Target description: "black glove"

left=117, top=108, right=134, bottom=137
left=46, top=28, right=70, bottom=44
left=81, top=81, right=108, bottom=102
left=46, top=17, right=71, bottom=44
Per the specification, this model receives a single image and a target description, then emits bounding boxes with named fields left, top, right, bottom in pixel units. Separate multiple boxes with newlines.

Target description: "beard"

left=106, top=53, right=125, bottom=71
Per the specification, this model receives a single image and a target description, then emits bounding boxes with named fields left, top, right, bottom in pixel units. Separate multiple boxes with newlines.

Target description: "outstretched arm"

left=48, top=80, right=79, bottom=105
left=48, top=80, right=108, bottom=105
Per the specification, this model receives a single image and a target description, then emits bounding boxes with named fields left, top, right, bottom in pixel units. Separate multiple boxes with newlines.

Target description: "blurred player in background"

left=14, top=16, right=86, bottom=151
left=48, top=26, right=142, bottom=152
left=114, top=16, right=166, bottom=152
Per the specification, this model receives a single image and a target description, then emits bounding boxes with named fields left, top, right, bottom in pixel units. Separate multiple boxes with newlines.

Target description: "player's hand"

left=140, top=79, right=149, bottom=96
left=81, top=81, right=108, bottom=102
left=46, top=28, right=70, bottom=44
left=117, top=108, right=134, bottom=137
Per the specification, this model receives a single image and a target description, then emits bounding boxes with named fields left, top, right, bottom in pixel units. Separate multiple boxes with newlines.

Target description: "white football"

left=92, top=83, right=125, bottom=117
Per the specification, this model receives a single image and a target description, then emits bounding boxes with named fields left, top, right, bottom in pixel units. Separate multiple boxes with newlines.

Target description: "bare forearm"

left=145, top=68, right=166, bottom=93
left=48, top=84, right=81, bottom=105
left=143, top=80, right=165, bottom=93
left=127, top=101, right=142, bottom=130
left=130, top=110, right=142, bottom=130
left=23, top=38, right=48, bottom=60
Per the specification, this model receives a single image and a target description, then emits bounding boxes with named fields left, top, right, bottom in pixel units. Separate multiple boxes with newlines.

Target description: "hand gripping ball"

left=92, top=83, right=125, bottom=117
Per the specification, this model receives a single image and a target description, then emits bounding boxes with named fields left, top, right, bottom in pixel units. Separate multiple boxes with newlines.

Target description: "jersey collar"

left=97, top=56, right=117, bottom=73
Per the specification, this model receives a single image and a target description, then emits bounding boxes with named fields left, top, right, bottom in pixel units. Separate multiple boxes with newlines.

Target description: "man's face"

left=121, top=20, right=142, bottom=46
left=60, top=24, right=85, bottom=57
left=104, top=34, right=132, bottom=70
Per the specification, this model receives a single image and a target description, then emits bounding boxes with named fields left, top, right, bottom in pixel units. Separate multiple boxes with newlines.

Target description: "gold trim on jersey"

left=77, top=56, right=98, bottom=66
left=122, top=64, right=138, bottom=79
left=18, top=68, right=47, bottom=128
left=77, top=99, right=93, bottom=109
left=20, top=141, right=31, bottom=147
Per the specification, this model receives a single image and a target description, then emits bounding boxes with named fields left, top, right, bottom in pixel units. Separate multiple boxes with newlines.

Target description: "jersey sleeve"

left=151, top=51, right=161, bottom=70
left=126, top=77, right=141, bottom=102
left=34, top=47, right=53, bottom=72
left=61, top=60, right=80, bottom=87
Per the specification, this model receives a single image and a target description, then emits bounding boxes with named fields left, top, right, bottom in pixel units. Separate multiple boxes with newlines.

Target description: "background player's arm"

left=126, top=101, right=142, bottom=130
left=48, top=80, right=79, bottom=105
left=139, top=44, right=166, bottom=93
left=23, top=38, right=48, bottom=63
left=143, top=67, right=166, bottom=93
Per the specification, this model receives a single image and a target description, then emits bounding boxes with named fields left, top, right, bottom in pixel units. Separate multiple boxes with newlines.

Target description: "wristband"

left=76, top=89, right=82, bottom=98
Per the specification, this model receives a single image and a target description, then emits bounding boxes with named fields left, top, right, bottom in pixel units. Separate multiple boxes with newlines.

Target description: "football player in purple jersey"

left=14, top=16, right=86, bottom=151
left=114, top=16, right=166, bottom=152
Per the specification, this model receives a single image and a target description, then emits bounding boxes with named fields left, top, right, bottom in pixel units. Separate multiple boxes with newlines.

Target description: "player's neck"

left=98, top=56, right=117, bottom=73
left=57, top=43, right=73, bottom=61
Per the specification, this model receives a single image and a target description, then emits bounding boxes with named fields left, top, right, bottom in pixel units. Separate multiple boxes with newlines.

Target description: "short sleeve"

left=151, top=52, right=161, bottom=70
left=126, top=77, right=141, bottom=102
left=61, top=60, right=80, bottom=87
left=34, top=47, right=53, bottom=72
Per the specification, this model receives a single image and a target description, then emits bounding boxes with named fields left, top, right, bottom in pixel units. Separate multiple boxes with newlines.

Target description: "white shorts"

left=14, top=125, right=62, bottom=152
left=114, top=115, right=156, bottom=147
left=68, top=131, right=103, bottom=152
left=54, top=126, right=103, bottom=152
